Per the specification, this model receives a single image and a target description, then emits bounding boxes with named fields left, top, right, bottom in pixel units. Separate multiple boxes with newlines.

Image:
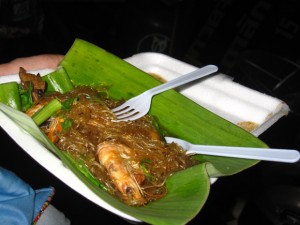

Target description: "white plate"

left=0, top=53, right=288, bottom=222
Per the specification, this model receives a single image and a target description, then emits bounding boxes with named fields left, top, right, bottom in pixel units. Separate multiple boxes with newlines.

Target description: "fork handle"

left=188, top=143, right=300, bottom=163
left=148, top=65, right=218, bottom=95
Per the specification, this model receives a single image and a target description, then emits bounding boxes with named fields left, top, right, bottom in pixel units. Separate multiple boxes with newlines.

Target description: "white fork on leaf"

left=165, top=137, right=300, bottom=163
left=112, top=64, right=218, bottom=122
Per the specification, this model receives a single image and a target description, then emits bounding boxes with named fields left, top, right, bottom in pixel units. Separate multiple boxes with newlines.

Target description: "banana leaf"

left=60, top=39, right=268, bottom=177
left=0, top=102, right=209, bottom=225
left=0, top=38, right=268, bottom=224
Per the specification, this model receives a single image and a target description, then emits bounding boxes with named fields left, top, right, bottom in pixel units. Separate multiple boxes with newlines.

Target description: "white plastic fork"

left=165, top=137, right=300, bottom=163
left=112, top=64, right=218, bottom=121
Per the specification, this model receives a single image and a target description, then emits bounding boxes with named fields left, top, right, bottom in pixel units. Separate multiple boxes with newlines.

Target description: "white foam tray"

left=0, top=52, right=289, bottom=223
left=125, top=52, right=290, bottom=137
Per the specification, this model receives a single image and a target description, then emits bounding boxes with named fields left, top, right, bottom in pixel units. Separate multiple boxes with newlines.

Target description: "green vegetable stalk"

left=31, top=98, right=62, bottom=125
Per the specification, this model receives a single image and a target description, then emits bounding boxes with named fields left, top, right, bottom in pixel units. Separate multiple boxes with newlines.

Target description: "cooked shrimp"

left=96, top=141, right=146, bottom=205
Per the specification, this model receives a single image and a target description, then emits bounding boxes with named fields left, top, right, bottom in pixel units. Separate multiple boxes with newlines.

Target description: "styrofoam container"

left=125, top=52, right=290, bottom=137
left=0, top=52, right=289, bottom=223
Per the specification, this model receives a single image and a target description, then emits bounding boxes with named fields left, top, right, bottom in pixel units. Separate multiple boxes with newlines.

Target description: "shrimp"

left=96, top=141, right=146, bottom=205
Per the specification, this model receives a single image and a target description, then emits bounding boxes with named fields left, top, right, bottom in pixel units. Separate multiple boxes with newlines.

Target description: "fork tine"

left=113, top=105, right=136, bottom=116
left=115, top=111, right=139, bottom=120
left=111, top=104, right=130, bottom=113
left=113, top=106, right=131, bottom=115
left=111, top=95, right=139, bottom=113
left=116, top=111, right=146, bottom=122
left=114, top=100, right=149, bottom=121
left=114, top=102, right=141, bottom=117
left=114, top=108, right=137, bottom=118
left=112, top=97, right=141, bottom=115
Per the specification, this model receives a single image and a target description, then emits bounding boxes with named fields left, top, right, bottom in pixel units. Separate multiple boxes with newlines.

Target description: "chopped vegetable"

left=31, top=98, right=62, bottom=126
left=19, top=81, right=33, bottom=111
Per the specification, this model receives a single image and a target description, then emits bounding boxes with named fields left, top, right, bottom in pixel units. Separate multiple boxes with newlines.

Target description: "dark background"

left=1, top=0, right=300, bottom=224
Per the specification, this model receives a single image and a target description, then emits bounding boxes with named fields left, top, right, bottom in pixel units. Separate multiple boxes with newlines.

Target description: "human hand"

left=0, top=54, right=64, bottom=76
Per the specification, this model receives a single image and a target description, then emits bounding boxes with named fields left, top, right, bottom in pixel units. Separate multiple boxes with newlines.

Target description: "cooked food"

left=22, top=69, right=198, bottom=206
left=19, top=67, right=46, bottom=102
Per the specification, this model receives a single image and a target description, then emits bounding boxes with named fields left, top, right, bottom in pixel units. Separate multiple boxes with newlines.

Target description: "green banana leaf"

left=60, top=39, right=268, bottom=177
left=0, top=38, right=269, bottom=225
left=0, top=102, right=209, bottom=225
